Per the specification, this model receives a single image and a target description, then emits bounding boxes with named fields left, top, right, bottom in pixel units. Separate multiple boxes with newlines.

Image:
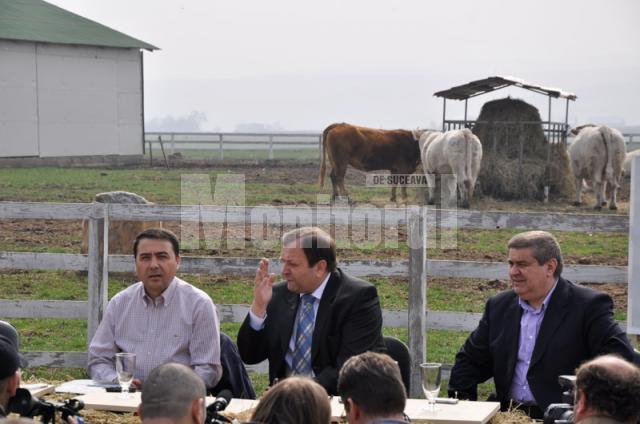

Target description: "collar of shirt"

left=301, top=272, right=331, bottom=302
left=140, top=277, right=178, bottom=307
left=518, top=278, right=558, bottom=314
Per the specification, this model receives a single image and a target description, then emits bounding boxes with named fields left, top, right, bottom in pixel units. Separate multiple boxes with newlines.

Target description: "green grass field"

left=0, top=166, right=634, bottom=397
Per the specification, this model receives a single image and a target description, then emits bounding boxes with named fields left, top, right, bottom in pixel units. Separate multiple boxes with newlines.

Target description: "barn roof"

left=0, top=0, right=158, bottom=51
left=434, top=75, right=577, bottom=101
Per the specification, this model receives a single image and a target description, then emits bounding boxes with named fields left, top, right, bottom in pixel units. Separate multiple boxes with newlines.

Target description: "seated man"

left=337, top=351, right=408, bottom=424
left=88, top=228, right=222, bottom=387
left=139, top=363, right=206, bottom=424
left=237, top=227, right=385, bottom=395
left=448, top=231, right=635, bottom=418
left=573, top=354, right=640, bottom=424
left=238, top=227, right=384, bottom=394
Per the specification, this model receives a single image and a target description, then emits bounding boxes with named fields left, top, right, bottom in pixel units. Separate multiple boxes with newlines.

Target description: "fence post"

left=627, top=155, right=640, bottom=343
left=268, top=135, right=274, bottom=160
left=87, top=202, right=108, bottom=348
left=408, top=206, right=427, bottom=398
left=219, top=134, right=224, bottom=160
left=170, top=133, right=175, bottom=156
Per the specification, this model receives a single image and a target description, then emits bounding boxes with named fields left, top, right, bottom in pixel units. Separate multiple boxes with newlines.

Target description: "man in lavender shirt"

left=448, top=231, right=634, bottom=418
left=88, top=228, right=222, bottom=388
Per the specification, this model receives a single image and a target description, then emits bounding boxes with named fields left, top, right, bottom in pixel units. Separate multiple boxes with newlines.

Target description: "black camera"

left=7, top=388, right=85, bottom=424
left=543, top=375, right=576, bottom=424
left=205, top=389, right=233, bottom=424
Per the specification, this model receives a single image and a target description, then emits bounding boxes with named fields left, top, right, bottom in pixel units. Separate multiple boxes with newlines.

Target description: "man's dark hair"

left=576, top=355, right=640, bottom=422
left=133, top=228, right=180, bottom=258
left=282, top=227, right=337, bottom=272
left=507, top=230, right=563, bottom=277
left=338, top=351, right=406, bottom=418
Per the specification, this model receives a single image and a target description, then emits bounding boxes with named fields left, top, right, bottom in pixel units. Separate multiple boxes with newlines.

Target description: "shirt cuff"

left=248, top=309, right=266, bottom=330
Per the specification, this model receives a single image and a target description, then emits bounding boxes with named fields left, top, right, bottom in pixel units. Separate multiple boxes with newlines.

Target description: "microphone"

left=210, top=389, right=233, bottom=412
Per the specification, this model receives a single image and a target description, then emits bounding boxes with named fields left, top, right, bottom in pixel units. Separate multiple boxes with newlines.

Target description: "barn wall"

left=37, top=44, right=143, bottom=157
left=0, top=40, right=39, bottom=156
left=0, top=40, right=144, bottom=158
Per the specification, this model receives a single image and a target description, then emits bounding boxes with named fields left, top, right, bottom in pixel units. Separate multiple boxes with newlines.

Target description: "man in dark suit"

left=448, top=230, right=634, bottom=418
left=237, top=227, right=385, bottom=395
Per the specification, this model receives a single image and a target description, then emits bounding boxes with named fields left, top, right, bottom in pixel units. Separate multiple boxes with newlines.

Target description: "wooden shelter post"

left=442, top=98, right=447, bottom=131
left=628, top=155, right=640, bottom=341
left=544, top=95, right=552, bottom=203
left=564, top=98, right=570, bottom=145
left=464, top=99, right=468, bottom=127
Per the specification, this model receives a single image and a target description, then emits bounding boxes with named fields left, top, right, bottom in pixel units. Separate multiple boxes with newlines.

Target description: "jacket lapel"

left=280, top=289, right=300, bottom=356
left=504, top=297, right=523, bottom=385
left=311, top=271, right=339, bottom=361
left=529, top=278, right=569, bottom=369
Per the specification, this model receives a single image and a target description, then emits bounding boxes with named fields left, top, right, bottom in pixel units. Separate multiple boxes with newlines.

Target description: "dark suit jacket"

left=448, top=277, right=634, bottom=412
left=237, top=268, right=385, bottom=395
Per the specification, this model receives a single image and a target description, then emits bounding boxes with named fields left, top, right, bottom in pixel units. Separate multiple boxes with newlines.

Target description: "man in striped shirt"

left=88, top=228, right=222, bottom=388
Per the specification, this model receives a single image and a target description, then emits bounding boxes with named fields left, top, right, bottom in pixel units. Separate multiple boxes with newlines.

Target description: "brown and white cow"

left=568, top=125, right=626, bottom=210
left=417, top=128, right=483, bottom=209
left=319, top=123, right=422, bottom=202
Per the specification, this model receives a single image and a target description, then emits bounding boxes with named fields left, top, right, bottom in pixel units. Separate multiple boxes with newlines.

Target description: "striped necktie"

left=291, top=294, right=315, bottom=376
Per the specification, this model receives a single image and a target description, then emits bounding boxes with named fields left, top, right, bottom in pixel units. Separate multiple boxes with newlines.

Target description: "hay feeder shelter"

left=434, top=76, right=577, bottom=202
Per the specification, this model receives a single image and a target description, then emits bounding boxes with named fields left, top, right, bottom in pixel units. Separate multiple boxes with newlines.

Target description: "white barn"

left=0, top=0, right=157, bottom=164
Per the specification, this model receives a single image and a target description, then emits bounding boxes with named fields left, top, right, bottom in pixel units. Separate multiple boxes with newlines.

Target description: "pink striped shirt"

left=87, top=277, right=222, bottom=387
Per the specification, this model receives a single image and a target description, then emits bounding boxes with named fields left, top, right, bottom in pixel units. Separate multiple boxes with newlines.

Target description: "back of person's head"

left=507, top=230, right=563, bottom=277
left=281, top=227, right=337, bottom=272
left=133, top=228, right=180, bottom=258
left=0, top=336, right=21, bottom=411
left=139, top=363, right=206, bottom=423
left=337, top=351, right=406, bottom=421
left=250, top=376, right=331, bottom=424
left=575, top=354, right=640, bottom=423
left=0, top=321, right=27, bottom=369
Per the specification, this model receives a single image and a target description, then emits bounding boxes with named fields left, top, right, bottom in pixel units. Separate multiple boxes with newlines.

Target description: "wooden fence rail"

left=1, top=194, right=637, bottom=396
left=0, top=252, right=628, bottom=282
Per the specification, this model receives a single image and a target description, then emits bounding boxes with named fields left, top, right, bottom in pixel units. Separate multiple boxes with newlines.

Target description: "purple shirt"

left=87, top=277, right=222, bottom=387
left=510, top=279, right=558, bottom=404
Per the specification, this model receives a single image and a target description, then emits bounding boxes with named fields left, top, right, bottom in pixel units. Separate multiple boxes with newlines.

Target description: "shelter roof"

left=0, top=0, right=158, bottom=51
left=434, top=75, right=576, bottom=101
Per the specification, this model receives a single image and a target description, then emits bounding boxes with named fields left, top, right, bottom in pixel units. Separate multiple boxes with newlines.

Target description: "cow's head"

left=411, top=128, right=430, bottom=141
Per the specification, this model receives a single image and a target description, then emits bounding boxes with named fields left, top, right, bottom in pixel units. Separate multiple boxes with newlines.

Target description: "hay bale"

left=81, top=191, right=162, bottom=255
left=472, top=97, right=574, bottom=200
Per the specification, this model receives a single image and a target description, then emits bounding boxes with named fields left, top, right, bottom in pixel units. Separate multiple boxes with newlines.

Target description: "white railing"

left=144, top=131, right=322, bottom=160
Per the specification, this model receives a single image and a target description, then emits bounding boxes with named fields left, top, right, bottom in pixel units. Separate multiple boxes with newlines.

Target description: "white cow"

left=568, top=125, right=626, bottom=210
left=623, top=149, right=640, bottom=177
left=418, top=128, right=483, bottom=208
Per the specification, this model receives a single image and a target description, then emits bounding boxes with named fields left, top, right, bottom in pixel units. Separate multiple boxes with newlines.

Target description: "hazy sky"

left=49, top=0, right=640, bottom=131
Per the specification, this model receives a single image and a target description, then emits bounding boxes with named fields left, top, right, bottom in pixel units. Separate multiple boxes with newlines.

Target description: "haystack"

left=472, top=97, right=574, bottom=200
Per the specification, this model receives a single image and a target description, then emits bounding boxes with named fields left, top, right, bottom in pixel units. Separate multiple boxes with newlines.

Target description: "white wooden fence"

left=144, top=131, right=640, bottom=160
left=2, top=186, right=639, bottom=396
left=144, top=132, right=322, bottom=161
